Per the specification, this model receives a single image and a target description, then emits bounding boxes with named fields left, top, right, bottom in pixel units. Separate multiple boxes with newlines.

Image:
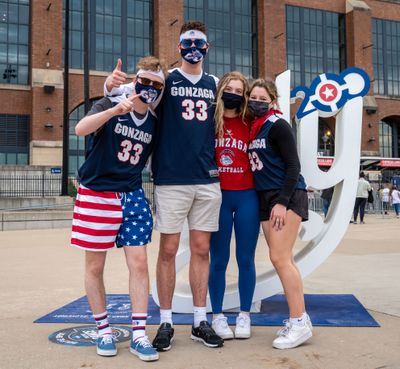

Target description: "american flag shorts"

left=71, top=184, right=153, bottom=251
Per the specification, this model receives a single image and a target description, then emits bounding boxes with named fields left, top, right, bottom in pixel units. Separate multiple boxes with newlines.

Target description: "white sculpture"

left=152, top=68, right=370, bottom=313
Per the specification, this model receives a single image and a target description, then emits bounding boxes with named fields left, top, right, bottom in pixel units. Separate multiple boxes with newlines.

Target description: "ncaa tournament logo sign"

left=151, top=67, right=370, bottom=313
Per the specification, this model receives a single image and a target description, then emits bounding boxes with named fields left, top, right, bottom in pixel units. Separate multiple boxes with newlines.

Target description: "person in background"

left=352, top=172, right=371, bottom=224
left=380, top=185, right=390, bottom=215
left=389, top=185, right=400, bottom=218
left=321, top=187, right=334, bottom=218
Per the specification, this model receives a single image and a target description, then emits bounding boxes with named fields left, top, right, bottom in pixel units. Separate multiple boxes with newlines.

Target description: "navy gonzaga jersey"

left=248, top=114, right=306, bottom=191
left=78, top=95, right=156, bottom=192
left=151, top=68, right=219, bottom=185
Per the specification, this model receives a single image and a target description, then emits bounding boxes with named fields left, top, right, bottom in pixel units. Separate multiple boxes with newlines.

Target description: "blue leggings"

left=209, top=189, right=260, bottom=313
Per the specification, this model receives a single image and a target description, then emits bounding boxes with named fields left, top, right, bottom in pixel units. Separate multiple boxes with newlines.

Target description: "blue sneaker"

left=96, top=334, right=117, bottom=356
left=130, top=336, right=159, bottom=361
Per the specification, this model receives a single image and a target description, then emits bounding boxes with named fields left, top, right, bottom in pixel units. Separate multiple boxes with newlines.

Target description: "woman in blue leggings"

left=209, top=71, right=260, bottom=339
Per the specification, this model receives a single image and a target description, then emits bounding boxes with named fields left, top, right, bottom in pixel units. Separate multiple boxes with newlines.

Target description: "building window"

left=373, top=18, right=400, bottom=97
left=184, top=0, right=257, bottom=78
left=379, top=119, right=400, bottom=158
left=0, top=114, right=29, bottom=165
left=65, top=0, right=152, bottom=73
left=286, top=5, right=346, bottom=88
left=0, top=0, right=30, bottom=85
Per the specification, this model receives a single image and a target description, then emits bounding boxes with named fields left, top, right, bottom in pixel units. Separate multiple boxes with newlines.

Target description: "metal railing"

left=0, top=174, right=62, bottom=197
left=0, top=174, right=155, bottom=209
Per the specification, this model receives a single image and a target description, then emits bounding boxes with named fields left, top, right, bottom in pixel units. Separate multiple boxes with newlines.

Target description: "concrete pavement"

left=0, top=214, right=399, bottom=369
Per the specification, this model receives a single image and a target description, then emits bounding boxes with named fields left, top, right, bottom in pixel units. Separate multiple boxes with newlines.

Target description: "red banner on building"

left=317, top=157, right=334, bottom=166
left=380, top=159, right=400, bottom=168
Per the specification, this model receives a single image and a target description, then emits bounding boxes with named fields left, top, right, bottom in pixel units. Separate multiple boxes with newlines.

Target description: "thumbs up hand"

left=105, top=58, right=128, bottom=92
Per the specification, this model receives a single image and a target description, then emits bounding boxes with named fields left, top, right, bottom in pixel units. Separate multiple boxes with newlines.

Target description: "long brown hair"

left=214, top=71, right=249, bottom=138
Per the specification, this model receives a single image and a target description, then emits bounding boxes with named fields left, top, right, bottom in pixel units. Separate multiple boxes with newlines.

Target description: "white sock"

left=213, top=313, right=224, bottom=321
left=132, top=313, right=147, bottom=341
left=239, top=311, right=250, bottom=318
left=160, top=309, right=173, bottom=325
left=93, top=311, right=112, bottom=336
left=290, top=312, right=308, bottom=326
left=193, top=306, right=207, bottom=328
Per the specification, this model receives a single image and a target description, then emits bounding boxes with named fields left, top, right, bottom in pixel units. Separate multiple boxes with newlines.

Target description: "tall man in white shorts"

left=105, top=21, right=223, bottom=349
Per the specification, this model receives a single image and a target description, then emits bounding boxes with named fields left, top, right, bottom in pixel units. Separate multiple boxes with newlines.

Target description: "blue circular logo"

left=48, top=325, right=131, bottom=346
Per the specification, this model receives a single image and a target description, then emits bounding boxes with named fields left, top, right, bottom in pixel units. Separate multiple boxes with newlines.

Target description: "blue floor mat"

left=34, top=294, right=379, bottom=327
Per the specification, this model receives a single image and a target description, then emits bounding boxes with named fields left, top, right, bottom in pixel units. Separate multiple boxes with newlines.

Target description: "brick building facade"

left=0, top=0, right=399, bottom=176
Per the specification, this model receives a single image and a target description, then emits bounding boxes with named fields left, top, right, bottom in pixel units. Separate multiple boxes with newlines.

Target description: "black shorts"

left=258, top=189, right=309, bottom=222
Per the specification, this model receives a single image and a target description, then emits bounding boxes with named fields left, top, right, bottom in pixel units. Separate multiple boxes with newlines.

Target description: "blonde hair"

left=249, top=78, right=279, bottom=109
left=214, top=71, right=249, bottom=138
left=136, top=56, right=169, bottom=80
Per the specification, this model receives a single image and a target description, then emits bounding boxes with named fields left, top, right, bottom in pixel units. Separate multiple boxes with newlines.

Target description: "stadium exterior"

left=0, top=0, right=399, bottom=184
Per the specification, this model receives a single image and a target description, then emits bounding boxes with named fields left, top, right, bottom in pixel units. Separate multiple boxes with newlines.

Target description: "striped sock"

left=93, top=311, right=112, bottom=337
left=132, top=313, right=147, bottom=341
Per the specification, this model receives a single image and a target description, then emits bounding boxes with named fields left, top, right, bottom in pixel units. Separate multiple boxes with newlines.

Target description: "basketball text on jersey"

left=170, top=86, right=215, bottom=99
left=114, top=122, right=152, bottom=144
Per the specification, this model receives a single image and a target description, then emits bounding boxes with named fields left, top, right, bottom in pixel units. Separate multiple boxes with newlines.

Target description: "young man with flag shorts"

left=71, top=56, right=168, bottom=361
left=104, top=21, right=224, bottom=350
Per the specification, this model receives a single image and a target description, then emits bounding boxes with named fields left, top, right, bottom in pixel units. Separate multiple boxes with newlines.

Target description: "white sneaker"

left=211, top=315, right=234, bottom=340
left=235, top=313, right=251, bottom=339
left=272, top=319, right=312, bottom=349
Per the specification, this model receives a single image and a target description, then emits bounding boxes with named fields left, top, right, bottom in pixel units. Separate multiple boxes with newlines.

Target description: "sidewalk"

left=0, top=214, right=399, bottom=369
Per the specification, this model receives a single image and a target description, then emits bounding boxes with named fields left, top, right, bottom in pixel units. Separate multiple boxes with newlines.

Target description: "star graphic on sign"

left=134, top=203, right=139, bottom=207
left=132, top=235, right=137, bottom=240
left=140, top=241, right=144, bottom=245
left=126, top=227, right=131, bottom=232
left=319, top=83, right=337, bottom=102
left=138, top=215, right=143, bottom=219
left=132, top=221, right=137, bottom=226
left=146, top=221, right=151, bottom=226
left=143, top=208, right=147, bottom=212
left=140, top=227, right=144, bottom=232
left=130, top=211, right=134, bottom=215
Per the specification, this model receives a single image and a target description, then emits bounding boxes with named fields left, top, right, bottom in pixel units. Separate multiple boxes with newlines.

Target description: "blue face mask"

left=135, top=82, right=161, bottom=104
left=180, top=47, right=207, bottom=64
left=222, top=92, right=244, bottom=110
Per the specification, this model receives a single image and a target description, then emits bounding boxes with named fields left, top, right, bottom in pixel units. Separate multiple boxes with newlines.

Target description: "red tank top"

left=215, top=116, right=254, bottom=190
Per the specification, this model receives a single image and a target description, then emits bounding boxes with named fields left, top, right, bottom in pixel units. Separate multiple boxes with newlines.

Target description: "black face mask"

left=222, top=92, right=244, bottom=110
left=248, top=100, right=269, bottom=118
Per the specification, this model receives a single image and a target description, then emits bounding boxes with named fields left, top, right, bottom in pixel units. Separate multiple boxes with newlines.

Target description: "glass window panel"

left=373, top=18, right=400, bottom=96
left=63, top=1, right=152, bottom=73
left=17, top=153, right=27, bottom=164
left=286, top=5, right=345, bottom=88
left=184, top=0, right=256, bottom=77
